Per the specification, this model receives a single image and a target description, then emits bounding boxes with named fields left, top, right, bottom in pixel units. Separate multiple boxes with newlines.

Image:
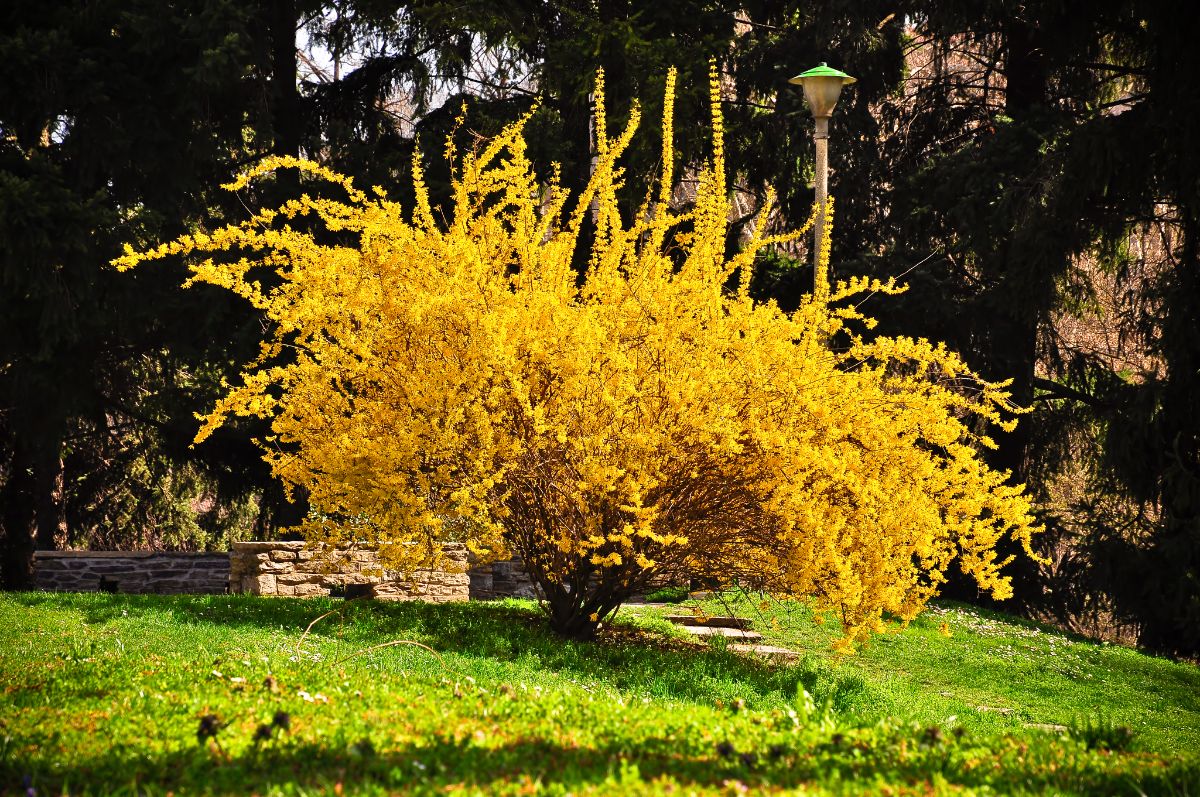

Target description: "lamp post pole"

left=789, top=63, right=856, bottom=297
left=813, top=114, right=830, bottom=281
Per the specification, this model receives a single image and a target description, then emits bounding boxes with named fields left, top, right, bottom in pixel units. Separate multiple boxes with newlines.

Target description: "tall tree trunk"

left=258, top=0, right=310, bottom=533
left=1134, top=212, right=1200, bottom=655
left=943, top=17, right=1048, bottom=607
left=270, top=0, right=301, bottom=185
left=991, top=16, right=1047, bottom=486
left=0, top=439, right=38, bottom=589
left=1, top=401, right=66, bottom=588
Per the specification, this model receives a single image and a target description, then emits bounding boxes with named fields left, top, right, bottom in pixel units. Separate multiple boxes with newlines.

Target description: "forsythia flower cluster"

left=115, top=67, right=1040, bottom=644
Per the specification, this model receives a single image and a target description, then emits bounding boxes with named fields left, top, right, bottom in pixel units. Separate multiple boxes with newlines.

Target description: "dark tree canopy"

left=0, top=0, right=304, bottom=585
left=1, top=0, right=1196, bottom=657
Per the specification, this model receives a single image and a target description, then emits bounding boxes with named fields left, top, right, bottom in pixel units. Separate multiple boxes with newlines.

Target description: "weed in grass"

left=1070, top=715, right=1137, bottom=752
left=196, top=714, right=222, bottom=745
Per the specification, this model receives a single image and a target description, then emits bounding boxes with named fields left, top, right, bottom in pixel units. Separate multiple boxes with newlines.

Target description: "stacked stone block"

left=228, top=541, right=470, bottom=602
left=32, top=551, right=230, bottom=594
left=467, top=556, right=537, bottom=600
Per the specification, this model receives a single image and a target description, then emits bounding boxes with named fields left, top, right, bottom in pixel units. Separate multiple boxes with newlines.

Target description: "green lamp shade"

left=789, top=62, right=856, bottom=117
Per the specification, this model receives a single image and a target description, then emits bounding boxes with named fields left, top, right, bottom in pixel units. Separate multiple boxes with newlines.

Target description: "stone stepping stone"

left=665, top=615, right=754, bottom=630
left=677, top=625, right=763, bottom=641
left=729, top=643, right=801, bottom=661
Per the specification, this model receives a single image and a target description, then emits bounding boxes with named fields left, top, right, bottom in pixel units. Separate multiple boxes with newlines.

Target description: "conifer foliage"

left=117, top=69, right=1039, bottom=643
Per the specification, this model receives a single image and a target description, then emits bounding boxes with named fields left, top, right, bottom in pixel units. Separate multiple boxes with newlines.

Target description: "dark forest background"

left=2, top=0, right=1197, bottom=657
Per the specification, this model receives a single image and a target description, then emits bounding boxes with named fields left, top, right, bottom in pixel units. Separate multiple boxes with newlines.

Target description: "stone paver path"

left=626, top=598, right=803, bottom=661
left=664, top=614, right=754, bottom=630
left=728, top=643, right=802, bottom=661
left=676, top=624, right=764, bottom=641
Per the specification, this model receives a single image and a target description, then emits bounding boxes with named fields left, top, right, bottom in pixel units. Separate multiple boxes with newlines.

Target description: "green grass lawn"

left=1, top=591, right=1197, bottom=795
left=638, top=591, right=1200, bottom=757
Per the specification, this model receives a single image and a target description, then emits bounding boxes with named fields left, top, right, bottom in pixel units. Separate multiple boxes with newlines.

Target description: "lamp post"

left=789, top=63, right=855, bottom=295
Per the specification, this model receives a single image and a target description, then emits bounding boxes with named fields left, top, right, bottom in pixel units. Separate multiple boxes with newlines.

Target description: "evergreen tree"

left=854, top=1, right=1200, bottom=653
left=0, top=0, right=305, bottom=585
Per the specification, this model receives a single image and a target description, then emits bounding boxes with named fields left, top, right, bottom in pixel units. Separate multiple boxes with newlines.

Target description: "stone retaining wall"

left=32, top=551, right=230, bottom=594
left=467, top=556, right=538, bottom=600
left=31, top=545, right=537, bottom=602
left=228, top=542, right=470, bottom=602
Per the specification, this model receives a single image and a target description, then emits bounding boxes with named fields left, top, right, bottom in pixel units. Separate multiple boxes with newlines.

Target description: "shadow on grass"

left=6, top=728, right=1197, bottom=796
left=7, top=592, right=852, bottom=712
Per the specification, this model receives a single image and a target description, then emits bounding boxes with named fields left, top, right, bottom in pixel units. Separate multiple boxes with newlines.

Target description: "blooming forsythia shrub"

left=117, top=68, right=1039, bottom=643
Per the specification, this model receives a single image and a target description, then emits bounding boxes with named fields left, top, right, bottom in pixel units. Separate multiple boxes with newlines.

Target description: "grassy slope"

left=648, top=592, right=1200, bottom=756
left=0, top=591, right=1196, bottom=796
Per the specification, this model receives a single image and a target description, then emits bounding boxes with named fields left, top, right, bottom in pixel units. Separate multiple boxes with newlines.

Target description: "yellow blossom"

left=115, top=67, right=1041, bottom=645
